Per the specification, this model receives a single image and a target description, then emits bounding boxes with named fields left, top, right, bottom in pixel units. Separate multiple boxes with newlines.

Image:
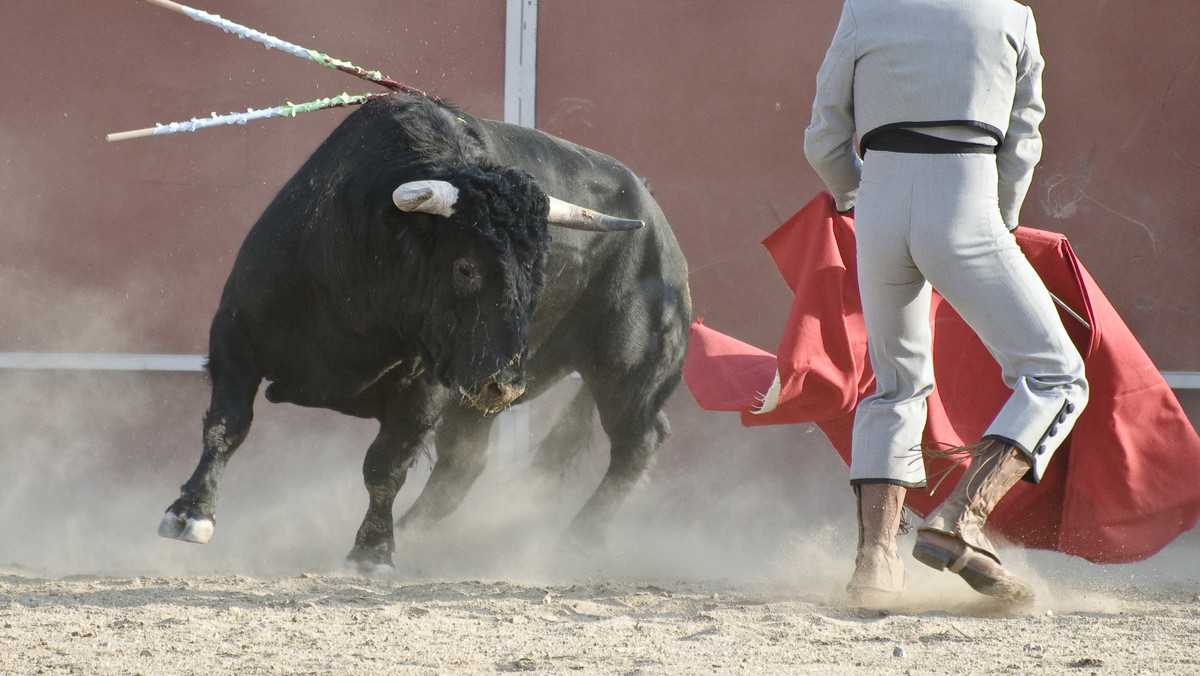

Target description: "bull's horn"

left=393, top=180, right=459, bottom=217
left=546, top=196, right=645, bottom=232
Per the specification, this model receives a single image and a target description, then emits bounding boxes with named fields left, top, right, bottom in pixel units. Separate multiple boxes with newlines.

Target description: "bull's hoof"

left=559, top=518, right=607, bottom=553
left=358, top=561, right=396, bottom=579
left=158, top=510, right=215, bottom=544
left=347, top=547, right=395, bottom=578
left=157, top=511, right=186, bottom=538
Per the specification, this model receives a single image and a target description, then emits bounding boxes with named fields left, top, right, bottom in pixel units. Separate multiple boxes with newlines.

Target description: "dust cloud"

left=0, top=365, right=845, bottom=588
left=0, top=362, right=1196, bottom=606
left=3, top=359, right=1200, bottom=674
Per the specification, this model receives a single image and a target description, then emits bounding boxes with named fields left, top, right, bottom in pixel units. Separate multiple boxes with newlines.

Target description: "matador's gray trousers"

left=849, top=150, right=1088, bottom=487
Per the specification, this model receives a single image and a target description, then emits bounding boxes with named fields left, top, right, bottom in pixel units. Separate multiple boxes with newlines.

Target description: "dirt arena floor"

left=5, top=472, right=1198, bottom=675
left=2, top=374, right=1198, bottom=674
left=2, top=559, right=1199, bottom=675
left=4, top=532, right=1200, bottom=675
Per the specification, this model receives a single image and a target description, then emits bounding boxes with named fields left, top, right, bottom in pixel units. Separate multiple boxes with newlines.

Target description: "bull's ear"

left=393, top=180, right=459, bottom=217
left=546, top=196, right=644, bottom=232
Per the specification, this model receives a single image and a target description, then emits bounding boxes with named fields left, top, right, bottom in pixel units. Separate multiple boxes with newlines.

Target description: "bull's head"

left=392, top=166, right=642, bottom=414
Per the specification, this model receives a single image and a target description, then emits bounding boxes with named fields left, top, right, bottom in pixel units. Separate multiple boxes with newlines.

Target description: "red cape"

left=684, top=192, right=1200, bottom=564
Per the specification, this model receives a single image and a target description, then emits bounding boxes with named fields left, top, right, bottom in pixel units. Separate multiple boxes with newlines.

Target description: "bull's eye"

left=452, top=257, right=483, bottom=294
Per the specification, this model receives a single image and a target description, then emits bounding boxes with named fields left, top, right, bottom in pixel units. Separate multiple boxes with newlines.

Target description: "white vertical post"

left=504, top=0, right=537, bottom=128
left=495, top=401, right=532, bottom=466
left=498, top=0, right=537, bottom=461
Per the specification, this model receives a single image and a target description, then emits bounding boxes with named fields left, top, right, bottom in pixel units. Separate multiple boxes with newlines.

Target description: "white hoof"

left=158, top=512, right=186, bottom=539
left=179, top=518, right=215, bottom=544
left=344, top=556, right=395, bottom=579
left=362, top=562, right=395, bottom=579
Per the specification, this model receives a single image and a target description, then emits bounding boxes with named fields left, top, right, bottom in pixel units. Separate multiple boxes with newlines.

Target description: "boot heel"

left=913, top=538, right=1033, bottom=602
left=912, top=541, right=951, bottom=571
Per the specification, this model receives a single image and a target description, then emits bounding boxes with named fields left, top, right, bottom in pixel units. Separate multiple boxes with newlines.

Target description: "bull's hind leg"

left=159, top=356, right=260, bottom=544
left=565, top=306, right=688, bottom=546
left=348, top=382, right=449, bottom=571
left=394, top=404, right=493, bottom=531
left=564, top=396, right=673, bottom=546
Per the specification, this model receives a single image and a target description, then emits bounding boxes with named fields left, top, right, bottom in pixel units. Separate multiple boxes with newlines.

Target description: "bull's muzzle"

left=462, top=377, right=525, bottom=415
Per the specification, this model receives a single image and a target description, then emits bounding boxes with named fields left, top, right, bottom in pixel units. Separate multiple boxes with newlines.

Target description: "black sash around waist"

left=861, top=128, right=996, bottom=155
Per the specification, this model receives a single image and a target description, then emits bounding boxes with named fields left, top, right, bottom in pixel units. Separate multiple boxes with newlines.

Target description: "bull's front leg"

left=349, top=426, right=424, bottom=573
left=159, top=323, right=261, bottom=545
left=159, top=375, right=258, bottom=544
left=349, top=382, right=449, bottom=573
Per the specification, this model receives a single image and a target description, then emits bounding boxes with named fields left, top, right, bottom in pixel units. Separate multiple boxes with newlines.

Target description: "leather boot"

left=847, top=482, right=906, bottom=607
left=913, top=439, right=1034, bottom=601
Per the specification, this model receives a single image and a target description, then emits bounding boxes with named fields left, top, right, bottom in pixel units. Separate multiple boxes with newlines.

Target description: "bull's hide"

left=684, top=191, right=1200, bottom=564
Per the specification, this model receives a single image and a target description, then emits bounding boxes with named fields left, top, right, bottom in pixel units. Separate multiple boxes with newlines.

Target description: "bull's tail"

left=528, top=381, right=595, bottom=476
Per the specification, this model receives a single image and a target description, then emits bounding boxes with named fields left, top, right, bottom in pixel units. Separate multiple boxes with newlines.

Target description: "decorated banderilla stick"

left=141, top=0, right=427, bottom=96
left=106, top=92, right=385, bottom=142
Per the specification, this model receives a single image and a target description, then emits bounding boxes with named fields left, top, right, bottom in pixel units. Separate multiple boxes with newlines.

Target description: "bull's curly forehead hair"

left=439, top=164, right=552, bottom=263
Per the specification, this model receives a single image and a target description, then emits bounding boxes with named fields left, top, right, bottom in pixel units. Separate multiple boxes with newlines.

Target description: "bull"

left=157, top=93, right=691, bottom=570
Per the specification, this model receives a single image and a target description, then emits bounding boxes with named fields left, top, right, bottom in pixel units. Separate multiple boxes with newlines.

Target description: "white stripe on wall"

left=0, top=353, right=1198, bottom=393
left=1163, top=372, right=1200, bottom=390
left=0, top=353, right=206, bottom=372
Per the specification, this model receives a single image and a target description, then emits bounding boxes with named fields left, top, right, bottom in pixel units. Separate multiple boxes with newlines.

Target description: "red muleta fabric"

left=684, top=192, right=1200, bottom=563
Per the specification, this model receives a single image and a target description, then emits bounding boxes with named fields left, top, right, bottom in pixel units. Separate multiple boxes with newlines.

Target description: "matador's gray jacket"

left=804, top=0, right=1045, bottom=229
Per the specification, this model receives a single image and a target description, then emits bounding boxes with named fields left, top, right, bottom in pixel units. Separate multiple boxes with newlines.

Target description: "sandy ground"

left=3, top=547, right=1200, bottom=675
left=2, top=374, right=1199, bottom=674
left=5, top=485, right=1199, bottom=675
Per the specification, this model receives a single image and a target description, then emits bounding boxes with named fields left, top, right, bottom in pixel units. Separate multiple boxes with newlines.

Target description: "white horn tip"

left=546, top=196, right=645, bottom=232
left=393, top=180, right=459, bottom=217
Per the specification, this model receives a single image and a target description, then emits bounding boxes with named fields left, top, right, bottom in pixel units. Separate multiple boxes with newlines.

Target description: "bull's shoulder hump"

left=334, top=94, right=489, bottom=166
left=470, top=117, right=629, bottom=171
left=354, top=95, right=632, bottom=179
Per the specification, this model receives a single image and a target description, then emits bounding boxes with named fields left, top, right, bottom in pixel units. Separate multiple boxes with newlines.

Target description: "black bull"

left=158, top=93, right=692, bottom=569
